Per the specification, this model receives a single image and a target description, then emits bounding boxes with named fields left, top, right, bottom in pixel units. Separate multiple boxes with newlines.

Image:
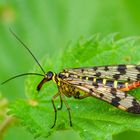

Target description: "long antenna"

left=1, top=73, right=45, bottom=85
left=9, top=28, right=46, bottom=74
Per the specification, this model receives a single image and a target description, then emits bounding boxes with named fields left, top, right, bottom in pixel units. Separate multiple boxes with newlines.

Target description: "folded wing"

left=65, top=79, right=140, bottom=114
left=64, top=64, right=140, bottom=82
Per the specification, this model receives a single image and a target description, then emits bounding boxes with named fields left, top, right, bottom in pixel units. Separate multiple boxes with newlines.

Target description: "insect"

left=2, top=29, right=140, bottom=128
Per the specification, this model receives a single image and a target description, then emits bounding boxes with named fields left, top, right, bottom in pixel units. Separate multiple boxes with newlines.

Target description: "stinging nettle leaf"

left=9, top=34, right=140, bottom=140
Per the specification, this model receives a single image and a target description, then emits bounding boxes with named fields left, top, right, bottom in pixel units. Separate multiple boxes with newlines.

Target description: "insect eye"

left=47, top=71, right=53, bottom=79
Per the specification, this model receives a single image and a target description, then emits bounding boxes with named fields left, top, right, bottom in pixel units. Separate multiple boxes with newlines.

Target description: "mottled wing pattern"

left=63, top=79, right=140, bottom=114
left=64, top=64, right=140, bottom=82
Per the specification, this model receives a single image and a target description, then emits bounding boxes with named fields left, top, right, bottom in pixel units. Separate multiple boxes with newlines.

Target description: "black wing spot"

left=89, top=88, right=94, bottom=93
left=110, top=88, right=117, bottom=96
left=96, top=78, right=103, bottom=84
left=99, top=93, right=104, bottom=98
left=78, top=83, right=82, bottom=86
left=93, top=66, right=98, bottom=71
left=132, top=99, right=140, bottom=106
left=127, top=105, right=140, bottom=114
left=118, top=64, right=127, bottom=70
left=111, top=97, right=121, bottom=107
left=81, top=69, right=84, bottom=72
left=117, top=65, right=127, bottom=75
left=113, top=74, right=120, bottom=80
left=137, top=74, right=140, bottom=80
left=104, top=66, right=109, bottom=71
left=92, top=82, right=99, bottom=88
left=127, top=99, right=140, bottom=114
left=94, top=72, right=101, bottom=77
left=78, top=75, right=81, bottom=79
left=63, top=69, right=67, bottom=72
left=88, top=77, right=94, bottom=81
left=82, top=76, right=86, bottom=80
left=127, top=77, right=131, bottom=82
left=136, top=66, right=140, bottom=71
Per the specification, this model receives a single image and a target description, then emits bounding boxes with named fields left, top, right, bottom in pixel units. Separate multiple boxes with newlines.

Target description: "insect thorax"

left=55, top=72, right=88, bottom=99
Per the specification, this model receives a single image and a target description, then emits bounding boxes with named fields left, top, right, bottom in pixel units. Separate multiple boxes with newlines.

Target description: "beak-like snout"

left=37, top=78, right=47, bottom=91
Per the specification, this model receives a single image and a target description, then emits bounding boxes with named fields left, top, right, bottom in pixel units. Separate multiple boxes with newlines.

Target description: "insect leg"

left=57, top=95, right=63, bottom=110
left=51, top=92, right=60, bottom=128
left=61, top=94, right=72, bottom=127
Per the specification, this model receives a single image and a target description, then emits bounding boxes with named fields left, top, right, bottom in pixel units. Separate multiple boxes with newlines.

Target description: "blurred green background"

left=0, top=0, right=140, bottom=140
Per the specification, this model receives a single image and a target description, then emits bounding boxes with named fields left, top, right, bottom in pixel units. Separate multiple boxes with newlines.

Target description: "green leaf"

left=9, top=34, right=140, bottom=140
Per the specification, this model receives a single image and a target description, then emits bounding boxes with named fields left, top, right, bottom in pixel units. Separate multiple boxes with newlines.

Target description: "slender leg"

left=57, top=95, right=63, bottom=110
left=51, top=92, right=60, bottom=128
left=61, top=94, right=72, bottom=127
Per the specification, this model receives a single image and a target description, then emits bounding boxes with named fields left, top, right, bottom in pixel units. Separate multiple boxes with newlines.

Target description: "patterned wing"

left=63, top=79, right=140, bottom=114
left=63, top=64, right=140, bottom=82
